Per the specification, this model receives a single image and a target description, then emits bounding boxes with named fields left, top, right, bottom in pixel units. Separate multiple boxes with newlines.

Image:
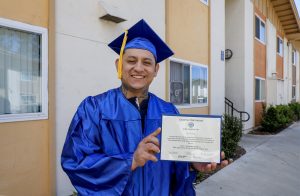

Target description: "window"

left=277, top=37, right=283, bottom=56
left=292, top=85, right=296, bottom=100
left=292, top=50, right=296, bottom=65
left=255, top=15, right=265, bottom=43
left=255, top=78, right=265, bottom=101
left=170, top=59, right=208, bottom=106
left=200, top=0, right=209, bottom=5
left=0, top=18, right=48, bottom=122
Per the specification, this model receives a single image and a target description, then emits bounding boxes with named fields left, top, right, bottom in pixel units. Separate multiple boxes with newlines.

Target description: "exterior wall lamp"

left=99, top=1, right=126, bottom=23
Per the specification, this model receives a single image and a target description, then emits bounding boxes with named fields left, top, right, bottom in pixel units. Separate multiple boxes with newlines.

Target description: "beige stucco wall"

left=180, top=107, right=209, bottom=115
left=0, top=121, right=49, bottom=195
left=0, top=0, right=50, bottom=195
left=166, top=0, right=209, bottom=114
left=166, top=0, right=209, bottom=65
left=0, top=0, right=48, bottom=28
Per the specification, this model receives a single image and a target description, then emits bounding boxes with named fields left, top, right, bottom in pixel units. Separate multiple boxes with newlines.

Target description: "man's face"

left=117, top=48, right=159, bottom=95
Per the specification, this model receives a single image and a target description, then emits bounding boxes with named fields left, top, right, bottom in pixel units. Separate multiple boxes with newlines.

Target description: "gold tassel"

left=118, top=30, right=128, bottom=79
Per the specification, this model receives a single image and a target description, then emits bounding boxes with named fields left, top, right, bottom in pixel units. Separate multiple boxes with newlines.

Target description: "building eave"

left=271, top=0, right=300, bottom=39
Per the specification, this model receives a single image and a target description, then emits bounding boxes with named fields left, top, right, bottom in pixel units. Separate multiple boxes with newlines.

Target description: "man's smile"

left=131, top=75, right=145, bottom=79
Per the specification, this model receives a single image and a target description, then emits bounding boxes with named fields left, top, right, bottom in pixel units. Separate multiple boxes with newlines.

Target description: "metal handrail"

left=225, top=97, right=250, bottom=122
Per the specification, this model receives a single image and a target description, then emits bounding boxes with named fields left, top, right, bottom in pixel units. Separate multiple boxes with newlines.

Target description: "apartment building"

left=0, top=0, right=299, bottom=195
left=225, top=0, right=300, bottom=129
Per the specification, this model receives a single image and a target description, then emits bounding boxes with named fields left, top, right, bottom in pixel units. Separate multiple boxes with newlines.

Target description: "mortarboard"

left=108, top=19, right=174, bottom=79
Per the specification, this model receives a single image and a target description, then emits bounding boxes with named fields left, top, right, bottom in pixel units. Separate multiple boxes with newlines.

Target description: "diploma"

left=160, top=114, right=221, bottom=163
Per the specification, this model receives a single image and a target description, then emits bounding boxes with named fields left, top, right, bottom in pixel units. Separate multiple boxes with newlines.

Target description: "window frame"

left=292, top=85, right=296, bottom=100
left=255, top=14, right=266, bottom=45
left=292, top=50, right=296, bottom=65
left=0, top=17, right=48, bottom=123
left=169, top=58, right=209, bottom=108
left=277, top=36, right=283, bottom=57
left=255, top=77, right=266, bottom=102
left=200, top=0, right=209, bottom=6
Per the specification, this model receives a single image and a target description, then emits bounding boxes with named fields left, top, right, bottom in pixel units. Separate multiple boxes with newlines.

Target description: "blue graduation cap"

left=108, top=19, right=174, bottom=79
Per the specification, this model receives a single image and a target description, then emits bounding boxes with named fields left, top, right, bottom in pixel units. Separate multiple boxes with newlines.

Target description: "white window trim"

left=292, top=50, right=296, bottom=65
left=200, top=0, right=209, bottom=6
left=292, top=85, right=296, bottom=99
left=255, top=14, right=266, bottom=45
left=255, top=37, right=266, bottom=45
left=0, top=17, right=48, bottom=123
left=277, top=36, right=283, bottom=57
left=169, top=57, right=209, bottom=108
left=255, top=77, right=266, bottom=102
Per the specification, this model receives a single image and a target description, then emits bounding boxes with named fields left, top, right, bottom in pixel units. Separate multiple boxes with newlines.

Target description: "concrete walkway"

left=195, top=121, right=300, bottom=196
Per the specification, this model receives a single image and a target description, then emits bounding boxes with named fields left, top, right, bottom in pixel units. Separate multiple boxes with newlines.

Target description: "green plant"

left=276, top=105, right=293, bottom=126
left=289, top=102, right=300, bottom=121
left=261, top=105, right=280, bottom=132
left=261, top=104, right=295, bottom=133
left=221, top=114, right=243, bottom=158
left=196, top=171, right=204, bottom=183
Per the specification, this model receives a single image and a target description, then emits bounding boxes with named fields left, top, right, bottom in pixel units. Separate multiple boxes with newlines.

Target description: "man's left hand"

left=191, top=151, right=229, bottom=172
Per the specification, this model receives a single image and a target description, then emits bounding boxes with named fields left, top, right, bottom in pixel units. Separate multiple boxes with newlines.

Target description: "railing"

left=225, top=97, right=250, bottom=122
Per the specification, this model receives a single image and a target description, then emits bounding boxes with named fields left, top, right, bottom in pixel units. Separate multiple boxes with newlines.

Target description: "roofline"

left=289, top=0, right=300, bottom=30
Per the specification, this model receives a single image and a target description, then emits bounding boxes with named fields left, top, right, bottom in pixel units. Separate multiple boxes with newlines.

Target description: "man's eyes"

left=144, top=61, right=152, bottom=65
left=127, top=59, right=136, bottom=64
left=126, top=59, right=152, bottom=65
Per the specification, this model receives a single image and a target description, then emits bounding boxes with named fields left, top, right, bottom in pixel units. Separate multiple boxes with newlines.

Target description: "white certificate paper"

left=160, top=115, right=221, bottom=163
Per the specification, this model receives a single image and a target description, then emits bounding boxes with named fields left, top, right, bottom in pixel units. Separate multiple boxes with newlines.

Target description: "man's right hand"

left=131, top=128, right=161, bottom=171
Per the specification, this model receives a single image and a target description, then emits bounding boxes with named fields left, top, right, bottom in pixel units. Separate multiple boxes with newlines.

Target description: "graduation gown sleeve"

left=61, top=96, right=132, bottom=195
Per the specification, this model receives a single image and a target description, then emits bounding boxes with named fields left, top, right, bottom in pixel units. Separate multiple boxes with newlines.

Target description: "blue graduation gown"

left=61, top=87, right=196, bottom=195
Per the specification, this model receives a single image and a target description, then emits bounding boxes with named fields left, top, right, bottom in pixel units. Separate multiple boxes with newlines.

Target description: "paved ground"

left=195, top=121, right=300, bottom=196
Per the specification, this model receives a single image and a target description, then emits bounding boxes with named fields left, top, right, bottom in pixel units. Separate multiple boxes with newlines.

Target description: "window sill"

left=254, top=37, right=266, bottom=45
left=255, top=100, right=265, bottom=103
left=0, top=113, right=48, bottom=123
left=175, top=104, right=208, bottom=109
left=276, top=52, right=283, bottom=57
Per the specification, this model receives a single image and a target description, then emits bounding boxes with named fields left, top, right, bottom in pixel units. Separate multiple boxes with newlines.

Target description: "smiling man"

left=61, top=19, right=228, bottom=196
left=117, top=46, right=159, bottom=103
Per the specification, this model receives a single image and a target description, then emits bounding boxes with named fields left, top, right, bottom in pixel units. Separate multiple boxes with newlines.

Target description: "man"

left=61, top=19, right=228, bottom=195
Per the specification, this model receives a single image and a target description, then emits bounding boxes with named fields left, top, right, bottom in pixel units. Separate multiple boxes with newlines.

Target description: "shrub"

left=276, top=105, right=293, bottom=126
left=221, top=114, right=243, bottom=158
left=289, top=102, right=300, bottom=121
left=261, top=104, right=295, bottom=133
left=261, top=105, right=280, bottom=132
